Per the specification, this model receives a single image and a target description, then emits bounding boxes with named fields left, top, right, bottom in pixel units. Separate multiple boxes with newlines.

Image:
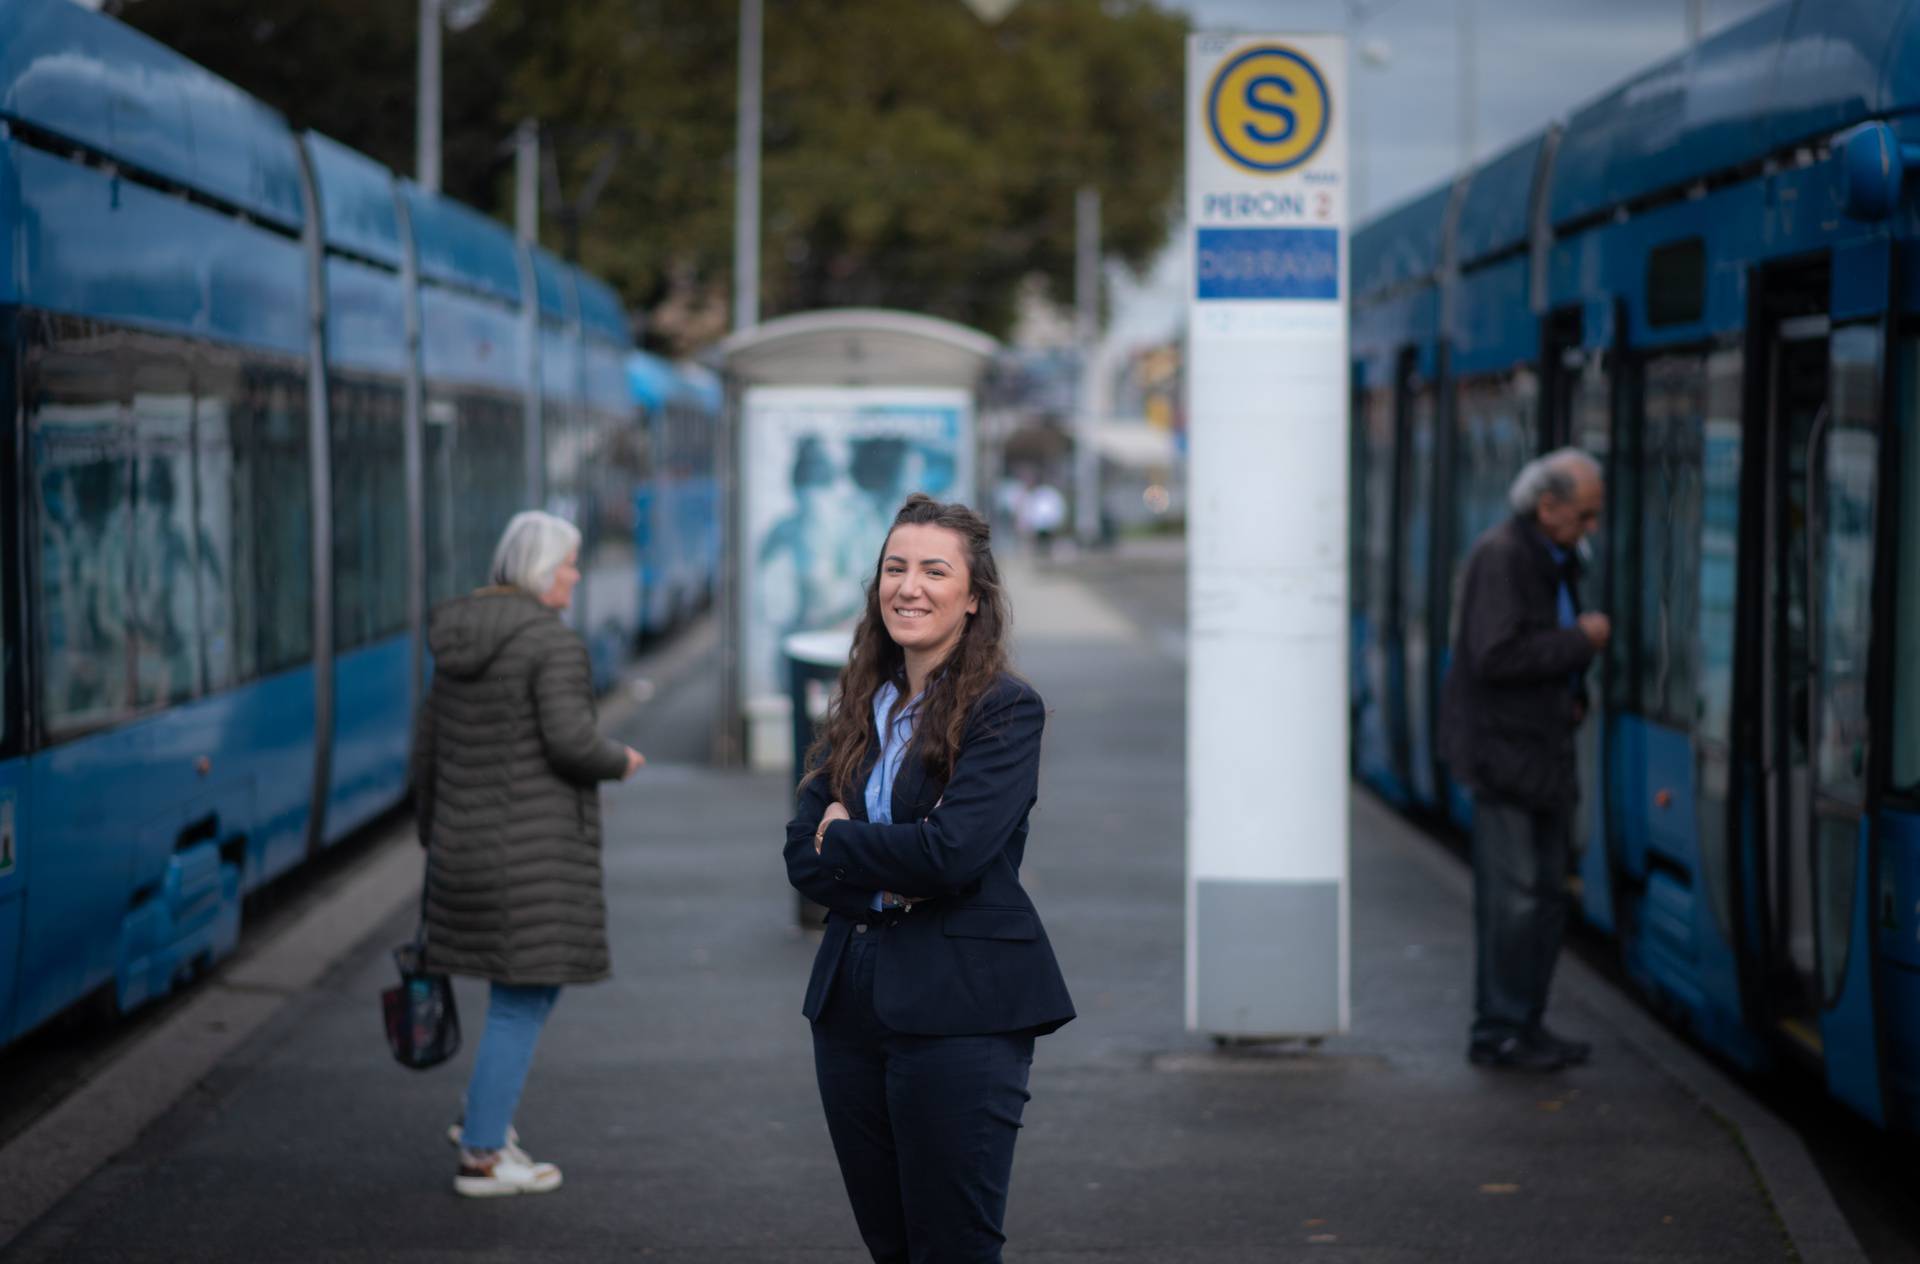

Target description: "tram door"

left=1751, top=261, right=1884, bottom=1081
left=1543, top=306, right=1619, bottom=929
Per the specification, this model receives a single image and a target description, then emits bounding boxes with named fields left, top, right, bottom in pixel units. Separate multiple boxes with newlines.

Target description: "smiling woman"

left=783, top=493, right=1073, bottom=1260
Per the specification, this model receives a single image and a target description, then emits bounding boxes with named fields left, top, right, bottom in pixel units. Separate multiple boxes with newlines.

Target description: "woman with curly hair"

left=784, top=493, right=1075, bottom=1263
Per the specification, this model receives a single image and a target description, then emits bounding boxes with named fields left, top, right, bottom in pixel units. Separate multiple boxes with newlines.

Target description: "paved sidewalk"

left=4, top=558, right=1812, bottom=1262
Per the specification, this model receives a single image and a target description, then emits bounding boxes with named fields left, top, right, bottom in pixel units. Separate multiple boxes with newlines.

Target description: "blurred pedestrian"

left=785, top=494, right=1075, bottom=1262
left=1017, top=476, right=1066, bottom=560
left=1439, top=449, right=1610, bottom=1072
left=411, top=510, right=645, bottom=1197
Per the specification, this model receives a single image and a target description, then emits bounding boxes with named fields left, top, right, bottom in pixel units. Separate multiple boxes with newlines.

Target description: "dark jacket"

left=411, top=588, right=630, bottom=986
left=1437, top=515, right=1596, bottom=811
left=784, top=674, right=1076, bottom=1037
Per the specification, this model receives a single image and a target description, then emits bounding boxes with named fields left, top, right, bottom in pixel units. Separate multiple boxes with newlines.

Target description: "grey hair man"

left=1438, top=447, right=1610, bottom=1071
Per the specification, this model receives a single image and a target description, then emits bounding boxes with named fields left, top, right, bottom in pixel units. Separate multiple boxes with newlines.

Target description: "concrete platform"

left=0, top=555, right=1844, bottom=1262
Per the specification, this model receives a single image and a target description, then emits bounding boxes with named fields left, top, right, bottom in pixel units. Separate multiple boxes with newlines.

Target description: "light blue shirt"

left=1542, top=538, right=1576, bottom=630
left=862, top=681, right=921, bottom=910
left=1541, top=535, right=1583, bottom=697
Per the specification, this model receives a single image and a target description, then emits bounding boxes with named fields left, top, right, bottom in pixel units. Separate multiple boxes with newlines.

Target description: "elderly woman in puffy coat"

left=411, top=510, right=644, bottom=1198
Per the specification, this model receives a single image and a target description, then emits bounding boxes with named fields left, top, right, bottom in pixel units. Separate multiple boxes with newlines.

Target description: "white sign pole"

left=1185, top=33, right=1350, bottom=1038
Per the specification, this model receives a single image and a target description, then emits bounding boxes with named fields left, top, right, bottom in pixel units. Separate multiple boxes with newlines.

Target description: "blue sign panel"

left=1196, top=227, right=1339, bottom=301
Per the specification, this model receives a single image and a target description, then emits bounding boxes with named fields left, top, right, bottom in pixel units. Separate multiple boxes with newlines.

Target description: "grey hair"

left=490, top=510, right=582, bottom=597
left=1508, top=447, right=1602, bottom=515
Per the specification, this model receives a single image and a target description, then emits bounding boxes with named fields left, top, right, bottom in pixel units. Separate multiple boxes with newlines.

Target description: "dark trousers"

left=811, top=924, right=1035, bottom=1264
left=1470, top=796, right=1573, bottom=1045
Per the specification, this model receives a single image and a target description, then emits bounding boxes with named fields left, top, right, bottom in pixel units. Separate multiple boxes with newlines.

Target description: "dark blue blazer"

left=784, top=674, right=1076, bottom=1037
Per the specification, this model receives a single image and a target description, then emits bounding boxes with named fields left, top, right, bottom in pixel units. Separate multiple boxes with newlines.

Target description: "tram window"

left=1349, top=374, right=1367, bottom=617
left=1637, top=354, right=1707, bottom=730
left=1696, top=351, right=1744, bottom=745
left=130, top=354, right=201, bottom=707
left=1814, top=324, right=1882, bottom=1003
left=200, top=357, right=312, bottom=680
left=330, top=382, right=370, bottom=650
left=1452, top=372, right=1537, bottom=608
left=330, top=378, right=408, bottom=651
left=368, top=386, right=407, bottom=638
left=1893, top=336, right=1920, bottom=797
left=1647, top=239, right=1707, bottom=328
left=29, top=326, right=134, bottom=738
left=194, top=379, right=253, bottom=693
left=424, top=397, right=458, bottom=607
left=543, top=401, right=580, bottom=523
left=247, top=368, right=314, bottom=674
left=1815, top=327, right=1880, bottom=803
left=1362, top=384, right=1396, bottom=642
left=1, top=344, right=13, bottom=754
left=429, top=389, right=528, bottom=598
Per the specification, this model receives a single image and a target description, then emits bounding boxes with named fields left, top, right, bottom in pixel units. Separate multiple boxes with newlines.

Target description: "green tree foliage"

left=115, top=0, right=1187, bottom=346
left=111, top=0, right=521, bottom=221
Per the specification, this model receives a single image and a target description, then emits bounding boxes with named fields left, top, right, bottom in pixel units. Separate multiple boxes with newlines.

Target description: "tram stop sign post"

left=1185, top=33, right=1351, bottom=1039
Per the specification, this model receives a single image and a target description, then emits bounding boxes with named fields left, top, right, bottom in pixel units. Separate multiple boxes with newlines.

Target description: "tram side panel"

left=3, top=139, right=322, bottom=1042
left=321, top=253, right=414, bottom=846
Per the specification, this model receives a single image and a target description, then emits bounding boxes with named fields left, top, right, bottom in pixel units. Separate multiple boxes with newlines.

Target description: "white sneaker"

left=454, top=1150, right=563, bottom=1198
left=446, top=1122, right=529, bottom=1165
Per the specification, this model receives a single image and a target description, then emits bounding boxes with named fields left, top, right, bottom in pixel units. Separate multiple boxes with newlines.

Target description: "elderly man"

left=1439, top=448, right=1610, bottom=1071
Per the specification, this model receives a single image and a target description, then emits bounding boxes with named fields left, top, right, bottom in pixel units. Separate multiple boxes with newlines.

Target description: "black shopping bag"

left=382, top=848, right=460, bottom=1069
left=382, top=937, right=460, bottom=1070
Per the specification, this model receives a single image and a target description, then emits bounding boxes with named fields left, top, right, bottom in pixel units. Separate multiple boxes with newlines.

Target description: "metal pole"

left=1685, top=0, right=1705, bottom=45
left=515, top=120, right=540, bottom=242
left=1349, top=41, right=1366, bottom=220
left=1073, top=184, right=1101, bottom=546
left=714, top=377, right=744, bottom=767
left=1457, top=0, right=1476, bottom=172
left=734, top=0, right=763, bottom=331
left=416, top=0, right=442, bottom=193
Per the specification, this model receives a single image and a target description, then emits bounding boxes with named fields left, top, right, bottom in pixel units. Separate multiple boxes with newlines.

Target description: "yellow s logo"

left=1207, top=46, right=1331, bottom=175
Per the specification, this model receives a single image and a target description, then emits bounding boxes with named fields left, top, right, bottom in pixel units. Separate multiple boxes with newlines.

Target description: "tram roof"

left=0, top=0, right=306, bottom=231
left=627, top=350, right=679, bottom=410
left=1353, top=0, right=1920, bottom=300
left=1351, top=184, right=1453, bottom=300
left=718, top=308, right=999, bottom=388
left=402, top=183, right=523, bottom=305
left=574, top=269, right=631, bottom=345
left=1547, top=0, right=1913, bottom=228
left=1452, top=133, right=1545, bottom=269
left=532, top=247, right=575, bottom=323
left=306, top=132, right=402, bottom=268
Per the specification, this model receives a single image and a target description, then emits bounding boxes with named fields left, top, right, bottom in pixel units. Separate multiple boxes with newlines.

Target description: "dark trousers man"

left=1470, top=798, right=1571, bottom=1050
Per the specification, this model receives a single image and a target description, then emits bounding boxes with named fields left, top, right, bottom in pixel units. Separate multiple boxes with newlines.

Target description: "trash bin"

left=784, top=628, right=854, bottom=929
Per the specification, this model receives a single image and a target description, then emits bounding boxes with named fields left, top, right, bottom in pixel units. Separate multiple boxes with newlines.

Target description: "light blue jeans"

left=462, top=983, right=561, bottom=1151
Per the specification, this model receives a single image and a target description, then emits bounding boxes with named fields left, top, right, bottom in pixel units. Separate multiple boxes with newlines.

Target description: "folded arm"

left=816, top=685, right=1044, bottom=898
left=784, top=758, right=884, bottom=918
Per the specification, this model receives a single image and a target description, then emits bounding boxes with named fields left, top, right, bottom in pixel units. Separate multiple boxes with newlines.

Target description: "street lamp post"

left=734, top=0, right=763, bottom=332
left=1074, top=184, right=1102, bottom=547
left=1457, top=0, right=1477, bottom=171
left=416, top=0, right=442, bottom=193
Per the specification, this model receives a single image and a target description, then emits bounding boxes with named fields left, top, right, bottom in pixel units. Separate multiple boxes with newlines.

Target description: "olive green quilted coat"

left=411, top=588, right=629, bottom=985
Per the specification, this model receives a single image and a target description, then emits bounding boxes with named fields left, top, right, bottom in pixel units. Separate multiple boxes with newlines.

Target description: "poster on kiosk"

left=1185, top=33, right=1350, bottom=1038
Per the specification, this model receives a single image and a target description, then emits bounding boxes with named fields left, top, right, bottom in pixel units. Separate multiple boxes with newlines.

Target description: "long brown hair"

left=802, top=494, right=1012, bottom=803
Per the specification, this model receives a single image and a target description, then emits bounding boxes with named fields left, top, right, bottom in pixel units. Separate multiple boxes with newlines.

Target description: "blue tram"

left=1351, top=0, right=1920, bottom=1130
left=626, top=351, right=721, bottom=647
left=0, top=0, right=662, bottom=1045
